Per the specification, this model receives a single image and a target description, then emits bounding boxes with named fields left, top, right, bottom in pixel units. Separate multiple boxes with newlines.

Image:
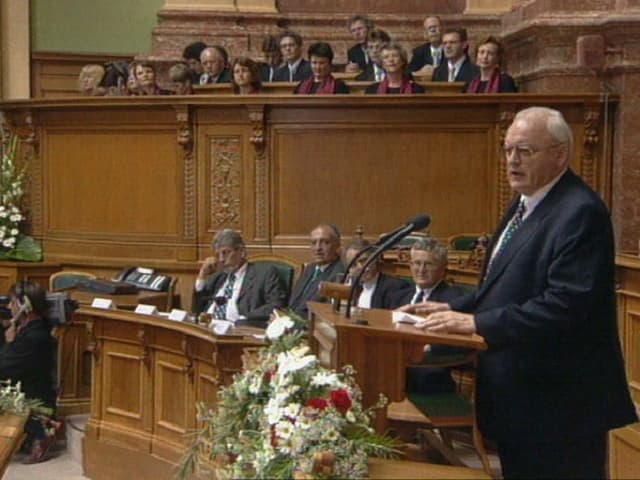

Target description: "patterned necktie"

left=432, top=48, right=441, bottom=67
left=413, top=289, right=426, bottom=304
left=485, top=200, right=526, bottom=277
left=214, top=272, right=236, bottom=319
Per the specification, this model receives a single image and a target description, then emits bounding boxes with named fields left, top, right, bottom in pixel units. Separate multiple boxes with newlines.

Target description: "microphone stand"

left=345, top=225, right=415, bottom=318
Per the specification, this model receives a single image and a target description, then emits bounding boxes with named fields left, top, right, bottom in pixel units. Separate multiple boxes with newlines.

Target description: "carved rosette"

left=248, top=105, right=268, bottom=239
left=498, top=107, right=516, bottom=216
left=581, top=107, right=600, bottom=192
left=175, top=106, right=196, bottom=240
left=210, top=136, right=241, bottom=229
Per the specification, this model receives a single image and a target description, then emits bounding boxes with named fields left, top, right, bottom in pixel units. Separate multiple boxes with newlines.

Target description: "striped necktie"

left=485, top=200, right=526, bottom=276
left=412, top=289, right=426, bottom=304
left=214, top=272, right=236, bottom=319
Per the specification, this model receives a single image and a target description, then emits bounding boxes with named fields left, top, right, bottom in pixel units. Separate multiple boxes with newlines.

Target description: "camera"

left=0, top=292, right=78, bottom=325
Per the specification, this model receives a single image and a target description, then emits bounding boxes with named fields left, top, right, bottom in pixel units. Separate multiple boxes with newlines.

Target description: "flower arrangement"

left=178, top=311, right=400, bottom=479
left=0, top=133, right=41, bottom=261
left=0, top=380, right=44, bottom=415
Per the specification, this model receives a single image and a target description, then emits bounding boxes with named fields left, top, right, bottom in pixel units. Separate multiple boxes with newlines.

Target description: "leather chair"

left=49, top=271, right=96, bottom=291
left=250, top=255, right=296, bottom=303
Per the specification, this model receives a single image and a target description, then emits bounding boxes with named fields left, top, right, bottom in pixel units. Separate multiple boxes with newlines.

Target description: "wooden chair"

left=49, top=270, right=96, bottom=291
left=387, top=349, right=491, bottom=475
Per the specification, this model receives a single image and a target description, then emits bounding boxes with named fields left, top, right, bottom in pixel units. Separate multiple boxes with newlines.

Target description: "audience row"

left=78, top=14, right=517, bottom=97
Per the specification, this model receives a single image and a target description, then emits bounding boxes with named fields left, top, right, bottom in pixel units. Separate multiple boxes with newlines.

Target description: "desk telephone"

left=113, top=267, right=171, bottom=292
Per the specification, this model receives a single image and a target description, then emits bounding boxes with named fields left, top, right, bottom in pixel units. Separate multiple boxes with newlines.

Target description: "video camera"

left=0, top=291, right=78, bottom=325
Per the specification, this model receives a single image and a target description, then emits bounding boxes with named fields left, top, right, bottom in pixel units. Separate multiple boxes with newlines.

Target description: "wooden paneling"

left=0, top=95, right=615, bottom=308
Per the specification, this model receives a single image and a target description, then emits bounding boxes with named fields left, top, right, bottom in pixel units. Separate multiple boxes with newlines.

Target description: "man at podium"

left=406, top=107, right=637, bottom=478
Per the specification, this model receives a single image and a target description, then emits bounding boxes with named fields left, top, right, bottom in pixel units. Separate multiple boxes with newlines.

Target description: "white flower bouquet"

left=0, top=133, right=41, bottom=261
left=178, top=311, right=400, bottom=479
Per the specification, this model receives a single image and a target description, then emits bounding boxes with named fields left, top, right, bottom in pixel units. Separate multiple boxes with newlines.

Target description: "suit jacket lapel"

left=237, top=263, right=254, bottom=304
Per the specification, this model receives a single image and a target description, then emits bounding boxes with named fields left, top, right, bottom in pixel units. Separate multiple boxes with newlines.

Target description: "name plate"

left=168, top=309, right=189, bottom=322
left=211, top=319, right=233, bottom=335
left=135, top=304, right=158, bottom=316
left=91, top=298, right=115, bottom=310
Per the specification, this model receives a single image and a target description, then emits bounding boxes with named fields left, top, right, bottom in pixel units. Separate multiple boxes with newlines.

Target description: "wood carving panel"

left=44, top=130, right=179, bottom=238
left=273, top=125, right=493, bottom=240
left=209, top=136, right=241, bottom=231
left=153, top=351, right=193, bottom=445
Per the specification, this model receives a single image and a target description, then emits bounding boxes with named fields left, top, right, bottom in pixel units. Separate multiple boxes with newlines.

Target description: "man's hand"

left=345, top=62, right=361, bottom=74
left=198, top=256, right=219, bottom=280
left=4, top=323, right=16, bottom=343
left=415, top=310, right=476, bottom=334
left=396, top=301, right=451, bottom=315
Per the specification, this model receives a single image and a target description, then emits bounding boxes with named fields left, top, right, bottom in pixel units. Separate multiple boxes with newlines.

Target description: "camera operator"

left=0, top=280, right=58, bottom=463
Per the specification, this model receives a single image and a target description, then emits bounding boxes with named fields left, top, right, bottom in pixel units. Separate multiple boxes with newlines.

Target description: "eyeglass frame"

left=502, top=142, right=566, bottom=161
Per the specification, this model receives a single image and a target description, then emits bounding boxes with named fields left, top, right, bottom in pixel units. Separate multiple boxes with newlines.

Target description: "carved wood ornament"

left=210, top=136, right=241, bottom=229
left=176, top=106, right=196, bottom=240
left=248, top=105, right=268, bottom=239
left=582, top=106, right=600, bottom=192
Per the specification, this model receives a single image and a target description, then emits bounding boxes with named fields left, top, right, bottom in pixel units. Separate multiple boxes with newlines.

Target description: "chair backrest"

left=448, top=233, right=481, bottom=251
left=251, top=257, right=296, bottom=303
left=49, top=271, right=96, bottom=291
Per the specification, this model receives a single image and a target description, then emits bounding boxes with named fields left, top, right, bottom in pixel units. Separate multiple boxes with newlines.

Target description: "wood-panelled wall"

left=0, top=94, right=615, bottom=305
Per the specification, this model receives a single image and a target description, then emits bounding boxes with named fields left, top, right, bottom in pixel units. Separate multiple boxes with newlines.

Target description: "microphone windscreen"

left=408, top=213, right=430, bottom=230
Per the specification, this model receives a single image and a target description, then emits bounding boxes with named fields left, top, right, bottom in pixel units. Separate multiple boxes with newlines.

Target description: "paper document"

left=391, top=311, right=424, bottom=325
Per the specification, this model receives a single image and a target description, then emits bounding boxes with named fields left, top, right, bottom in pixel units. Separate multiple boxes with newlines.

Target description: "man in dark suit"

left=431, top=28, right=479, bottom=86
left=182, top=41, right=207, bottom=84
left=409, top=107, right=637, bottom=478
left=390, top=237, right=467, bottom=393
left=345, top=15, right=373, bottom=73
left=355, top=29, right=390, bottom=83
left=272, top=31, right=312, bottom=83
left=407, top=16, right=444, bottom=76
left=192, top=229, right=286, bottom=325
left=288, top=223, right=344, bottom=318
left=343, top=238, right=408, bottom=309
left=198, top=46, right=231, bottom=85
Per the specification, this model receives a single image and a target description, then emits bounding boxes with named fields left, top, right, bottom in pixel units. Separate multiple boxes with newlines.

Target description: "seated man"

left=182, top=41, right=207, bottom=84
left=343, top=238, right=408, bottom=309
left=408, top=15, right=444, bottom=76
left=273, top=31, right=312, bottom=83
left=288, top=223, right=345, bottom=317
left=389, top=237, right=466, bottom=393
left=192, top=229, right=286, bottom=325
left=199, top=46, right=231, bottom=85
left=431, top=28, right=479, bottom=86
left=355, top=28, right=391, bottom=82
left=345, top=15, right=374, bottom=73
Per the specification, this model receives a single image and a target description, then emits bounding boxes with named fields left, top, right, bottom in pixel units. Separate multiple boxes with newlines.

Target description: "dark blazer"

left=450, top=170, right=636, bottom=445
left=273, top=59, right=312, bottom=83
left=355, top=63, right=386, bottom=82
left=192, top=262, right=287, bottom=324
left=408, top=43, right=441, bottom=72
left=432, top=56, right=480, bottom=85
left=288, top=258, right=345, bottom=317
left=347, top=43, right=369, bottom=71
left=258, top=63, right=276, bottom=83
left=467, top=72, right=518, bottom=93
left=293, top=79, right=350, bottom=94
left=387, top=281, right=466, bottom=310
left=199, top=68, right=231, bottom=85
left=358, top=273, right=409, bottom=309
left=364, top=81, right=425, bottom=94
left=0, top=318, right=56, bottom=408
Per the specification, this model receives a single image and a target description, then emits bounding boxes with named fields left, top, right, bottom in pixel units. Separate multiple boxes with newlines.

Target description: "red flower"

left=264, top=371, right=273, bottom=382
left=330, top=389, right=352, bottom=414
left=305, top=398, right=328, bottom=410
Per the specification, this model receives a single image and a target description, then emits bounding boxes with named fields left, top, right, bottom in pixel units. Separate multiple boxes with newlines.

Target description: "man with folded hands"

left=192, top=229, right=286, bottom=325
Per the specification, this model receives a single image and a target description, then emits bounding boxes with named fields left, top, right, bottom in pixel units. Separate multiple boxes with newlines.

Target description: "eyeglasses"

left=502, top=143, right=565, bottom=161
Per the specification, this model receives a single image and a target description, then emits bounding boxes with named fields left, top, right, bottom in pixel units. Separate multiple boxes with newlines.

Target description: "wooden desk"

left=0, top=414, right=27, bottom=478
left=80, top=307, right=262, bottom=480
left=368, top=457, right=489, bottom=479
left=308, top=302, right=486, bottom=431
left=56, top=289, right=170, bottom=416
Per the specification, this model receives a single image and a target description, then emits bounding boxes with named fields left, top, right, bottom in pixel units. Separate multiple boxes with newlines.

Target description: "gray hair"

left=313, top=223, right=341, bottom=241
left=514, top=107, right=574, bottom=156
left=411, top=237, right=448, bottom=265
left=381, top=41, right=408, bottom=66
left=212, top=229, right=244, bottom=250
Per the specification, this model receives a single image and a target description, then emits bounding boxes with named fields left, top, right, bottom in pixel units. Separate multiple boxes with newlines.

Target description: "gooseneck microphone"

left=345, top=213, right=431, bottom=318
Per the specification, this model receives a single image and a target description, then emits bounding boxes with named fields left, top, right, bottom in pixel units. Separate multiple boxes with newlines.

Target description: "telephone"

left=113, top=267, right=171, bottom=292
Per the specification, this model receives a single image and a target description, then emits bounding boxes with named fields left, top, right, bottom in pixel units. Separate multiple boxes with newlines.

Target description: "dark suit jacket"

left=347, top=43, right=369, bottom=71
left=387, top=281, right=466, bottom=310
left=450, top=170, right=636, bottom=444
left=408, top=42, right=441, bottom=72
left=0, top=318, right=56, bottom=408
left=199, top=68, right=231, bottom=84
left=358, top=273, right=409, bottom=309
left=432, top=56, right=480, bottom=86
left=288, top=258, right=345, bottom=317
left=192, top=262, right=287, bottom=324
left=273, top=59, right=312, bottom=83
left=258, top=63, right=275, bottom=83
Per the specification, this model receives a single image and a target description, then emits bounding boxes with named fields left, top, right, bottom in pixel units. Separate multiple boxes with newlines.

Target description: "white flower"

left=266, top=314, right=294, bottom=339
left=0, top=211, right=7, bottom=218
left=9, top=214, right=21, bottom=222
left=10, top=229, right=17, bottom=235
left=265, top=399, right=282, bottom=425
left=283, top=402, right=301, bottom=420
left=275, top=420, right=294, bottom=440
left=311, top=371, right=340, bottom=387
left=2, top=238, right=14, bottom=247
left=277, top=352, right=316, bottom=376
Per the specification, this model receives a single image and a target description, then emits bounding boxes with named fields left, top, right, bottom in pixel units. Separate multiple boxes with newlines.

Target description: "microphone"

left=345, top=213, right=431, bottom=317
left=342, top=214, right=431, bottom=284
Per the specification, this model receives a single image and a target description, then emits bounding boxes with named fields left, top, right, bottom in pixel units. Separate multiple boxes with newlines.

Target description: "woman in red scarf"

left=466, top=36, right=517, bottom=93
left=294, top=43, right=350, bottom=95
left=231, top=57, right=262, bottom=94
left=365, top=42, right=425, bottom=94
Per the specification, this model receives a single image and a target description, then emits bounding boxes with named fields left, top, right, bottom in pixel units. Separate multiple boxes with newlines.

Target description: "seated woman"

left=231, top=57, right=262, bottom=94
left=0, top=281, right=58, bottom=463
left=294, top=42, right=349, bottom=95
left=78, top=64, right=106, bottom=96
left=169, top=62, right=194, bottom=95
left=466, top=36, right=518, bottom=93
left=365, top=42, right=425, bottom=94
left=132, top=61, right=171, bottom=96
